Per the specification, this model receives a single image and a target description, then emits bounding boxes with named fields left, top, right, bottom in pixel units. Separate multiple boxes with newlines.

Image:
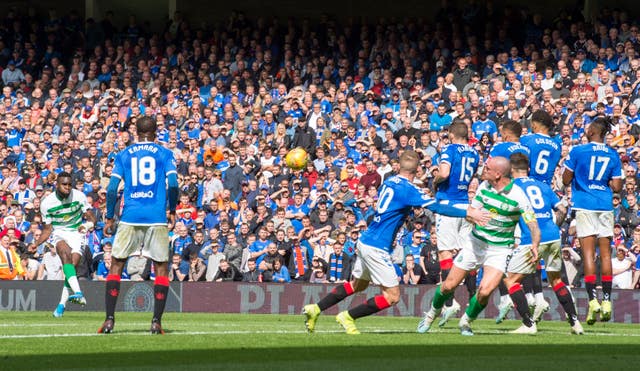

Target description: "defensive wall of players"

left=1, top=281, right=640, bottom=323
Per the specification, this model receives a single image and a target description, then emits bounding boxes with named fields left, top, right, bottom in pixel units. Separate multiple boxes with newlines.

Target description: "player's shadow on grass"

left=4, top=344, right=634, bottom=370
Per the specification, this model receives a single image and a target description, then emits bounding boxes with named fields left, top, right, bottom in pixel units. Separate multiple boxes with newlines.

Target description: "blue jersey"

left=472, top=120, right=498, bottom=139
left=436, top=144, right=479, bottom=203
left=489, top=141, right=530, bottom=159
left=564, top=142, right=623, bottom=211
left=112, top=142, right=177, bottom=225
left=520, top=133, right=561, bottom=184
left=360, top=176, right=436, bottom=254
left=514, top=177, right=561, bottom=245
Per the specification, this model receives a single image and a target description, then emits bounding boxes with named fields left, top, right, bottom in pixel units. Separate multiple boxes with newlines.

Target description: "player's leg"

left=418, top=261, right=470, bottom=333
left=336, top=245, right=393, bottom=334
left=458, top=245, right=509, bottom=336
left=145, top=225, right=172, bottom=334
left=521, top=274, right=536, bottom=309
left=465, top=270, right=477, bottom=296
left=304, top=252, right=368, bottom=333
left=598, top=236, right=613, bottom=321
left=100, top=225, right=138, bottom=334
left=495, top=279, right=513, bottom=324
left=503, top=273, right=536, bottom=333
left=575, top=211, right=601, bottom=324
left=55, top=235, right=85, bottom=305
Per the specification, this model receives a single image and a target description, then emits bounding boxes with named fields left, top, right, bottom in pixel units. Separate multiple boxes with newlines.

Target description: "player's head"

left=482, top=156, right=511, bottom=183
left=55, top=172, right=73, bottom=199
left=449, top=120, right=468, bottom=141
left=399, top=150, right=420, bottom=174
left=510, top=153, right=530, bottom=175
left=531, top=110, right=552, bottom=134
left=136, top=116, right=157, bottom=141
left=587, top=117, right=611, bottom=141
left=500, top=120, right=522, bottom=141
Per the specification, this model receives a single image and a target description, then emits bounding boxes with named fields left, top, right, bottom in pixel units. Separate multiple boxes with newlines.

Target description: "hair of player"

left=56, top=171, right=72, bottom=181
left=399, top=150, right=420, bottom=173
left=590, top=117, right=612, bottom=137
left=531, top=110, right=552, bottom=129
left=502, top=120, right=523, bottom=139
left=449, top=120, right=469, bottom=140
left=510, top=153, right=530, bottom=171
left=136, top=116, right=157, bottom=137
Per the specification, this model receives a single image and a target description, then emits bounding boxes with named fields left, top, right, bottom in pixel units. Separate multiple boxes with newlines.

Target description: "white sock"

left=525, top=293, right=535, bottom=307
left=59, top=286, right=69, bottom=306
left=460, top=312, right=471, bottom=324
left=500, top=294, right=510, bottom=306
left=534, top=292, right=546, bottom=305
left=67, top=276, right=82, bottom=294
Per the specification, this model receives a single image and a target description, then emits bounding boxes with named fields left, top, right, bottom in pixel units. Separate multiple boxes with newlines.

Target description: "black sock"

left=602, top=276, right=612, bottom=302
left=105, top=275, right=120, bottom=321
left=553, top=282, right=577, bottom=326
left=585, top=275, right=597, bottom=301
left=318, top=282, right=354, bottom=311
left=441, top=268, right=453, bottom=306
left=498, top=280, right=509, bottom=296
left=465, top=271, right=477, bottom=296
left=509, top=284, right=534, bottom=327
left=522, top=274, right=534, bottom=294
left=532, top=270, right=543, bottom=294
left=348, top=295, right=390, bottom=320
left=153, top=277, right=170, bottom=323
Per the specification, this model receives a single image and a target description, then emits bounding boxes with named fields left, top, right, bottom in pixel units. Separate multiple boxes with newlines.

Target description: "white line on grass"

left=1, top=329, right=639, bottom=339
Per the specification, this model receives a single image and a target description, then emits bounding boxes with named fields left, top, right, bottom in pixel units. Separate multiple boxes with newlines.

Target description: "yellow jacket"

left=0, top=247, right=24, bottom=280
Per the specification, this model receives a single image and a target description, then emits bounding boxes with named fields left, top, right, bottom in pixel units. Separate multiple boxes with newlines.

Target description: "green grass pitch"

left=1, top=312, right=638, bottom=370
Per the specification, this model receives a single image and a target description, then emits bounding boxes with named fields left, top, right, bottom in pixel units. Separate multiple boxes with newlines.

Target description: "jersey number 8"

left=131, top=156, right=156, bottom=186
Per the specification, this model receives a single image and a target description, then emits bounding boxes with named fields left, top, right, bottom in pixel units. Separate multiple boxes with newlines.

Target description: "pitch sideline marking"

left=1, top=329, right=639, bottom=339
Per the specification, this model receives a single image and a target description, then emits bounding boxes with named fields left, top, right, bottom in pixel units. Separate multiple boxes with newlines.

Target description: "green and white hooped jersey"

left=471, top=180, right=535, bottom=247
left=40, top=190, right=90, bottom=232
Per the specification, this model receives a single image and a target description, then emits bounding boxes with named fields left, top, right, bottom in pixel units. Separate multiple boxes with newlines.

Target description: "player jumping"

left=99, top=116, right=179, bottom=334
left=562, top=117, right=623, bottom=325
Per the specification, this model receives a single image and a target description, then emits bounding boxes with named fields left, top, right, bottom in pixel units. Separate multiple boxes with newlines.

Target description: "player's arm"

left=432, top=161, right=450, bottom=186
left=105, top=176, right=122, bottom=234
left=167, top=172, right=179, bottom=228
left=561, top=150, right=575, bottom=186
left=522, top=205, right=540, bottom=263
left=610, top=177, right=623, bottom=193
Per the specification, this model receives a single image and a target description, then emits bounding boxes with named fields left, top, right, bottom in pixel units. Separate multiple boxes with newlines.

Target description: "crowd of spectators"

left=2, top=4, right=640, bottom=289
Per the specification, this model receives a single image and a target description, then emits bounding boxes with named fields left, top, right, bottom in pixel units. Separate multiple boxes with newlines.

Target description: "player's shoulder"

left=40, top=192, right=58, bottom=207
left=71, top=189, right=88, bottom=200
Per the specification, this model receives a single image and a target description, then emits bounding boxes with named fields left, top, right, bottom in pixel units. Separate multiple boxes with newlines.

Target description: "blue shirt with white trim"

left=112, top=142, right=177, bottom=225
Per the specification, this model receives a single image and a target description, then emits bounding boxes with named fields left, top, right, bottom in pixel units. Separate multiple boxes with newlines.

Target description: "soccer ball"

left=285, top=147, right=308, bottom=170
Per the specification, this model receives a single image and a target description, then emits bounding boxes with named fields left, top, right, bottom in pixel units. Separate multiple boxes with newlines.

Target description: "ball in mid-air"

left=285, top=147, right=308, bottom=170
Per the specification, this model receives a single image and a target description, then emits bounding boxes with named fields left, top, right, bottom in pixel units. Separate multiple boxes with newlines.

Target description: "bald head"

left=492, top=156, right=511, bottom=177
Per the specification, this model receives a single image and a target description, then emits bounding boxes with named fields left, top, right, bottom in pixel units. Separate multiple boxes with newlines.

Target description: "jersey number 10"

left=131, top=156, right=157, bottom=186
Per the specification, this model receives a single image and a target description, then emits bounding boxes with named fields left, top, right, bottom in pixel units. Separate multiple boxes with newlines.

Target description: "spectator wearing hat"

left=2, top=61, right=25, bottom=86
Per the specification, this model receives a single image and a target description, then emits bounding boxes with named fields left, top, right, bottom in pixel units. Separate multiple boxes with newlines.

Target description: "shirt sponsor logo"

left=130, top=191, right=155, bottom=199
left=588, top=184, right=606, bottom=191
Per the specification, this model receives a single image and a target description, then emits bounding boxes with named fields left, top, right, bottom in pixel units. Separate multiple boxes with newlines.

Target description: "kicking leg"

left=304, top=276, right=366, bottom=333
left=548, top=271, right=582, bottom=334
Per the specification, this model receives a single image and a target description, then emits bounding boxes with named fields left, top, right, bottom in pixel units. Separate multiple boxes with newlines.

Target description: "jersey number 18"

left=131, top=156, right=156, bottom=186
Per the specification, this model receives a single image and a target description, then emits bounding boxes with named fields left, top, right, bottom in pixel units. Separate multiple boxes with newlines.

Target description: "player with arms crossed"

left=562, top=117, right=623, bottom=325
left=503, top=153, right=582, bottom=334
left=418, top=156, right=540, bottom=336
left=302, top=150, right=491, bottom=335
left=431, top=121, right=479, bottom=326
left=31, top=172, right=96, bottom=317
left=99, top=116, right=179, bottom=334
